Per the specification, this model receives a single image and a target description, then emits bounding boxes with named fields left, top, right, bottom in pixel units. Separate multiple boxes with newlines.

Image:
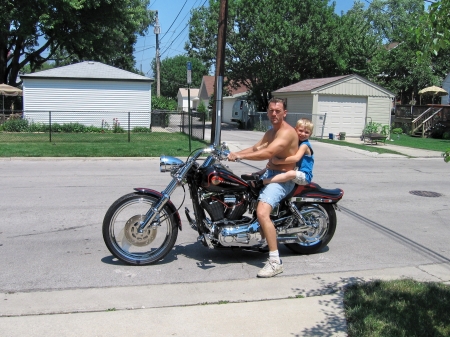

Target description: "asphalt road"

left=1, top=130, right=449, bottom=293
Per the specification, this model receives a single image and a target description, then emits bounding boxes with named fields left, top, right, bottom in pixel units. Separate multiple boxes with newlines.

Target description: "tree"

left=415, top=0, right=450, bottom=57
left=187, top=0, right=344, bottom=110
left=335, top=1, right=381, bottom=78
left=363, top=0, right=450, bottom=103
left=151, top=95, right=177, bottom=110
left=151, top=55, right=209, bottom=98
left=1, top=0, right=154, bottom=86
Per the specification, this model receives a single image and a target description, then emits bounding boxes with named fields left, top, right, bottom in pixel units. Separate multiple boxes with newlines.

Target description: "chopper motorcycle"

left=102, top=143, right=344, bottom=265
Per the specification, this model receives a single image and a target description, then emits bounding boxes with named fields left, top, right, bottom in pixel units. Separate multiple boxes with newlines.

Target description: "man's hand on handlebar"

left=227, top=152, right=241, bottom=162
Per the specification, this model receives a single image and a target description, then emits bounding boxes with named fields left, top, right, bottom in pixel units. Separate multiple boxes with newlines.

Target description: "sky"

left=135, top=0, right=360, bottom=77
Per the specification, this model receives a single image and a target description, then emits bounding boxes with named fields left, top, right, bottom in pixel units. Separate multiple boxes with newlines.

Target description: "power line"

left=160, top=0, right=208, bottom=57
left=160, top=0, right=188, bottom=42
left=160, top=23, right=189, bottom=57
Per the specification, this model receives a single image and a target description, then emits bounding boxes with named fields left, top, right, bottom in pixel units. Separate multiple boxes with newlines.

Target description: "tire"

left=102, top=193, right=178, bottom=265
left=284, top=203, right=336, bottom=254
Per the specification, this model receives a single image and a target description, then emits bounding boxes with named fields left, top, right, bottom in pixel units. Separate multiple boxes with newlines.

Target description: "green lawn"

left=344, top=279, right=450, bottom=337
left=387, top=133, right=450, bottom=152
left=312, top=137, right=407, bottom=155
left=0, top=132, right=207, bottom=157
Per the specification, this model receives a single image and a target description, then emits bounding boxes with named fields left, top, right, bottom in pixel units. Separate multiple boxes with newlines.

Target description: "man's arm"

left=272, top=143, right=309, bottom=165
left=227, top=134, right=269, bottom=161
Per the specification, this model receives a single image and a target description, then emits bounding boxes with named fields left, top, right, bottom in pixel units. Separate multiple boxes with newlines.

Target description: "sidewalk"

left=1, top=263, right=449, bottom=337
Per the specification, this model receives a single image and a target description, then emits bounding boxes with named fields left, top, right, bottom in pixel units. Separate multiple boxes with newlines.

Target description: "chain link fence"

left=0, top=110, right=206, bottom=143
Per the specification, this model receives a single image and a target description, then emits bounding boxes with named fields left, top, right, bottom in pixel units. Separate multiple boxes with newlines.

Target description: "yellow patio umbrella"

left=0, top=83, right=23, bottom=113
left=418, top=85, right=448, bottom=105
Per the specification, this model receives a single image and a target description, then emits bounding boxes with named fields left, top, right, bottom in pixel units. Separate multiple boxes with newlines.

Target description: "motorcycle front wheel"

left=284, top=203, right=336, bottom=254
left=102, top=193, right=178, bottom=265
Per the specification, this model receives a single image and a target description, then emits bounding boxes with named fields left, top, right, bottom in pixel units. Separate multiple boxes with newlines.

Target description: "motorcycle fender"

left=133, top=188, right=182, bottom=231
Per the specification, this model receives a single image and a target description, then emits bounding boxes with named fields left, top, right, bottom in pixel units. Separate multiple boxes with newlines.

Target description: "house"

left=177, top=88, right=200, bottom=111
left=20, top=61, right=153, bottom=128
left=193, top=75, right=249, bottom=123
left=441, top=73, right=450, bottom=105
left=272, top=74, right=395, bottom=137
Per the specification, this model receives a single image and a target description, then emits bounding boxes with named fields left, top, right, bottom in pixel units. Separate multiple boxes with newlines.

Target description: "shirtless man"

left=228, top=97, right=298, bottom=277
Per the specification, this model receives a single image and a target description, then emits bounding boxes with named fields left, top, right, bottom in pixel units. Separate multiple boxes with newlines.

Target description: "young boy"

left=255, top=118, right=314, bottom=186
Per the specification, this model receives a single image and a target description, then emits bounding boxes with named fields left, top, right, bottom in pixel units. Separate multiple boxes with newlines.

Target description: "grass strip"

left=312, top=138, right=406, bottom=156
left=344, top=279, right=450, bottom=337
left=0, top=132, right=207, bottom=157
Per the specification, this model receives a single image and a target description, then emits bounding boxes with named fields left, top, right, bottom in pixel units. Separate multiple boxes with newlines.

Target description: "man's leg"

left=256, top=201, right=283, bottom=278
left=257, top=201, right=277, bottom=251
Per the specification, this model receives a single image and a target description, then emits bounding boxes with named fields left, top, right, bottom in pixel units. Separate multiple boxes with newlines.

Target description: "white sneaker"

left=257, top=259, right=283, bottom=278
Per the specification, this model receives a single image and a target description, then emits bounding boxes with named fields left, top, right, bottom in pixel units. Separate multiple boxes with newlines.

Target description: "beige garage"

left=273, top=74, right=395, bottom=138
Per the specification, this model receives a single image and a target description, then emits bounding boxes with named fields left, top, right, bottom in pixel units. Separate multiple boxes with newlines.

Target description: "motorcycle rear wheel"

left=284, top=203, right=336, bottom=254
left=102, top=193, right=178, bottom=265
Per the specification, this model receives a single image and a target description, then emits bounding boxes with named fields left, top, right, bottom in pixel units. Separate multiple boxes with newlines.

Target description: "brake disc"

left=123, top=215, right=157, bottom=247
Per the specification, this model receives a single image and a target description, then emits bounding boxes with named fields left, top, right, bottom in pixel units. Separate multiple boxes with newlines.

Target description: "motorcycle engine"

left=200, top=191, right=248, bottom=222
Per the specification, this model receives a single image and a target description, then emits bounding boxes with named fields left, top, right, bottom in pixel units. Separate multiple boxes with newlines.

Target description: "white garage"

left=318, top=95, right=366, bottom=136
left=20, top=61, right=154, bottom=128
left=273, top=74, right=395, bottom=137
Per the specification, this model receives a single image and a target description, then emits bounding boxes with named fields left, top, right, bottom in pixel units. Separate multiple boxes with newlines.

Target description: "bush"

left=429, top=123, right=447, bottom=139
left=51, top=123, right=63, bottom=132
left=60, top=122, right=87, bottom=133
left=392, top=128, right=403, bottom=135
left=2, top=118, right=29, bottom=132
left=196, top=100, right=208, bottom=121
left=363, top=122, right=382, bottom=134
left=152, top=95, right=177, bottom=110
left=132, top=126, right=151, bottom=133
left=28, top=121, right=46, bottom=132
left=84, top=125, right=103, bottom=133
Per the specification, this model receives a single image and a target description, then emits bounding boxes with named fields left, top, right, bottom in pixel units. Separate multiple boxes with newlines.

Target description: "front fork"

left=137, top=162, right=194, bottom=233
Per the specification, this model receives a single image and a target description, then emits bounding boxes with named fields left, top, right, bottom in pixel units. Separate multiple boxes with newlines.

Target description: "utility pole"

left=154, top=11, right=161, bottom=97
left=187, top=62, right=192, bottom=152
left=211, top=0, right=228, bottom=145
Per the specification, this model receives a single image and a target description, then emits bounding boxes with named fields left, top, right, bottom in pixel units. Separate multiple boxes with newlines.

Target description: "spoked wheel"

left=284, top=203, right=336, bottom=254
left=102, top=193, right=178, bottom=265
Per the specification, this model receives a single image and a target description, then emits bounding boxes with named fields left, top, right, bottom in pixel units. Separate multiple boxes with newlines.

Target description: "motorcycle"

left=102, top=143, right=344, bottom=265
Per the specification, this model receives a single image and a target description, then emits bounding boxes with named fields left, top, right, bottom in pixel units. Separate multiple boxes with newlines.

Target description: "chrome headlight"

left=160, top=155, right=184, bottom=173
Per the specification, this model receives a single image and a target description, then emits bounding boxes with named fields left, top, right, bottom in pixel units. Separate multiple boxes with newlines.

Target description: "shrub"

left=132, top=126, right=151, bottom=133
left=152, top=95, right=177, bottom=111
left=2, top=118, right=29, bottom=132
left=443, top=131, right=450, bottom=140
left=84, top=125, right=103, bottom=133
left=60, top=122, right=86, bottom=133
left=51, top=123, right=62, bottom=132
left=363, top=122, right=382, bottom=134
left=429, top=123, right=447, bottom=139
left=381, top=124, right=390, bottom=135
left=28, top=121, right=46, bottom=132
left=392, top=128, right=403, bottom=135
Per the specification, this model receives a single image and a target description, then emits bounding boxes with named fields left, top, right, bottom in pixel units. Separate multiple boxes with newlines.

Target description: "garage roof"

left=20, top=61, right=153, bottom=82
left=274, top=75, right=348, bottom=93
left=274, top=74, right=395, bottom=97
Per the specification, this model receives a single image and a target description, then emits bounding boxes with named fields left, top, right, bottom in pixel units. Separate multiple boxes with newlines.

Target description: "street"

left=1, top=133, right=449, bottom=293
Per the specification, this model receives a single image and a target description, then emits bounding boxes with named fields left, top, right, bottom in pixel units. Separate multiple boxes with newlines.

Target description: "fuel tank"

left=200, top=163, right=249, bottom=192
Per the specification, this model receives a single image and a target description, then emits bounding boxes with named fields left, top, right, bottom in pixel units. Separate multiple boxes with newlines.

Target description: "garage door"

left=318, top=95, right=366, bottom=137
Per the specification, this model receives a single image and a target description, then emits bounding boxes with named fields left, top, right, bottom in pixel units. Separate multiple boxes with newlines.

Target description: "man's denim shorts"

left=258, top=169, right=295, bottom=209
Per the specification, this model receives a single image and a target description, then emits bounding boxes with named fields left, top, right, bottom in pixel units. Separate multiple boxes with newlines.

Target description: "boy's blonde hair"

left=296, top=118, right=314, bottom=133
